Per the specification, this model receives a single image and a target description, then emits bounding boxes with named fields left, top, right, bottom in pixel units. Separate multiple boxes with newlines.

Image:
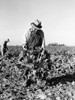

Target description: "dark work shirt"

left=3, top=41, right=8, bottom=49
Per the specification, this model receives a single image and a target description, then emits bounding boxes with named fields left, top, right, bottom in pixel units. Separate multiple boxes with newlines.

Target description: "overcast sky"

left=0, top=0, right=75, bottom=46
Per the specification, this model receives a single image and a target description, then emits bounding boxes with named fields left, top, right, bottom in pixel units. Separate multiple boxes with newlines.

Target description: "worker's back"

left=26, top=30, right=44, bottom=50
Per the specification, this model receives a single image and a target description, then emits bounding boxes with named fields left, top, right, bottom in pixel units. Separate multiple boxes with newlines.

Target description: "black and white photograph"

left=0, top=0, right=75, bottom=99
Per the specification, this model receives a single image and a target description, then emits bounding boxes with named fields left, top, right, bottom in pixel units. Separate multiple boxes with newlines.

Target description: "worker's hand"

left=40, top=47, right=44, bottom=51
left=22, top=44, right=27, bottom=50
left=23, top=46, right=27, bottom=51
left=23, top=47, right=27, bottom=51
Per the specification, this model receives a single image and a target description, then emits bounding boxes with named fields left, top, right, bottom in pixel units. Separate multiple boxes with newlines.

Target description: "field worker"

left=23, top=19, right=45, bottom=51
left=2, top=39, right=10, bottom=55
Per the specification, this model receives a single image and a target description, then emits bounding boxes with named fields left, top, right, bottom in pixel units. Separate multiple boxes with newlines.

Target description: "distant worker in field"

left=2, top=39, right=10, bottom=55
left=23, top=19, right=45, bottom=51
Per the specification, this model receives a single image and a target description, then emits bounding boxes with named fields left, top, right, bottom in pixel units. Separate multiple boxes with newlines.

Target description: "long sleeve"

left=42, top=36, right=45, bottom=49
left=23, top=29, right=31, bottom=50
left=40, top=30, right=45, bottom=49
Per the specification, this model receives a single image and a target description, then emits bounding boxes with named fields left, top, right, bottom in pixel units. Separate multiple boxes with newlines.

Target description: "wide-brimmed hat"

left=31, top=19, right=42, bottom=29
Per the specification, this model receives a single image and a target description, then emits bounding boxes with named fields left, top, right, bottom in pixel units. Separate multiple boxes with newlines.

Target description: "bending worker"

left=23, top=19, right=45, bottom=51
left=2, top=39, right=10, bottom=55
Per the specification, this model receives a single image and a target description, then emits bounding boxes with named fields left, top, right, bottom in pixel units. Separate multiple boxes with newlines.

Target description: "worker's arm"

left=41, top=31, right=45, bottom=49
left=42, top=37, right=45, bottom=49
left=23, top=29, right=31, bottom=50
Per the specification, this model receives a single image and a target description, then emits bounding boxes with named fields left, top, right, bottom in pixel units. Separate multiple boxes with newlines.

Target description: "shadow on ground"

left=46, top=72, right=75, bottom=86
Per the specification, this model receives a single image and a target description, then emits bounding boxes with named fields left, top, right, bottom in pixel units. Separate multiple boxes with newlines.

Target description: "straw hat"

left=31, top=19, right=42, bottom=29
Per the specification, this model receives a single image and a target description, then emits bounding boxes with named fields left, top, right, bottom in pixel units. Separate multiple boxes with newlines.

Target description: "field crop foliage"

left=0, top=44, right=75, bottom=99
